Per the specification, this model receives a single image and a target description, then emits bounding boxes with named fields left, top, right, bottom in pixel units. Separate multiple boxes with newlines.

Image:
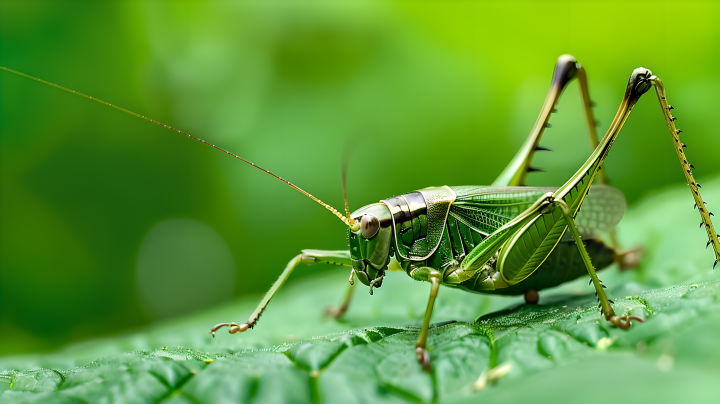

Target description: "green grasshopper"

left=3, top=54, right=719, bottom=371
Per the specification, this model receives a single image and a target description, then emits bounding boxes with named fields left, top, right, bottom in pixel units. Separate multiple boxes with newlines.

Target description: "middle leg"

left=410, top=266, right=442, bottom=371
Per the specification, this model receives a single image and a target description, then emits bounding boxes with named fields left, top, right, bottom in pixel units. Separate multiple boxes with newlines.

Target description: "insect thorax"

left=380, top=186, right=456, bottom=262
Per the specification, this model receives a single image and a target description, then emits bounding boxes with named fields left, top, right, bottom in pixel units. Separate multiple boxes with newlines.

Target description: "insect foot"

left=209, top=322, right=250, bottom=337
left=607, top=314, right=644, bottom=330
left=416, top=347, right=431, bottom=371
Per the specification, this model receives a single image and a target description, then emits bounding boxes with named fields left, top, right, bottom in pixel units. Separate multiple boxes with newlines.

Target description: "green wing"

left=574, top=184, right=626, bottom=234
left=445, top=185, right=626, bottom=285
left=448, top=186, right=554, bottom=235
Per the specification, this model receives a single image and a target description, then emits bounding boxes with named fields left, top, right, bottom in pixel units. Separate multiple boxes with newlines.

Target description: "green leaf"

left=2, top=178, right=720, bottom=403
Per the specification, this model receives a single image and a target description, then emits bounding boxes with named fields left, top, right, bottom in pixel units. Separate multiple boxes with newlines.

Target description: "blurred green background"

left=1, top=0, right=719, bottom=357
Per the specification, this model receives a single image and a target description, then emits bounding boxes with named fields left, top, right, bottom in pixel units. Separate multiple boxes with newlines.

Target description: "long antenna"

left=1, top=65, right=357, bottom=229
left=342, top=166, right=351, bottom=220
left=341, top=140, right=354, bottom=220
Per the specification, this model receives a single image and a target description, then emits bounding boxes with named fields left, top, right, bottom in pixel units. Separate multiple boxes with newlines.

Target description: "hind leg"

left=557, top=200, right=643, bottom=329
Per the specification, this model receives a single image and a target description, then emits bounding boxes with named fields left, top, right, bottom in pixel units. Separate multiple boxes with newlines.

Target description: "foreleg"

left=210, top=249, right=352, bottom=336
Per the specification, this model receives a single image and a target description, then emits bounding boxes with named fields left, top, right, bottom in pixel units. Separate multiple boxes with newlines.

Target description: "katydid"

left=2, top=54, right=718, bottom=372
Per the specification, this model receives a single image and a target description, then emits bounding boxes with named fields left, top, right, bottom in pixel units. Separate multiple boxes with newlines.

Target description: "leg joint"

left=553, top=198, right=571, bottom=215
left=409, top=266, right=441, bottom=282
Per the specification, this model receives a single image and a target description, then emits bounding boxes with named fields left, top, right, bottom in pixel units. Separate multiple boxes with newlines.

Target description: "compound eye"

left=360, top=214, right=380, bottom=239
